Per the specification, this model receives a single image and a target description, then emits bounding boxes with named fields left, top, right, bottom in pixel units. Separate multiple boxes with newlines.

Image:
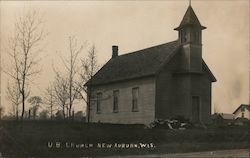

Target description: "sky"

left=0, top=0, right=249, bottom=115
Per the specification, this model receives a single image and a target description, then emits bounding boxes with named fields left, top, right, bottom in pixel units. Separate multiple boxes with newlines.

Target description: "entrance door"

left=192, top=96, right=200, bottom=122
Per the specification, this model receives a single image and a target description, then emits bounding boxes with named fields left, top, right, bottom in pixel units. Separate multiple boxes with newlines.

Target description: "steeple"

left=175, top=4, right=205, bottom=73
left=174, top=5, right=206, bottom=45
left=175, top=5, right=206, bottom=31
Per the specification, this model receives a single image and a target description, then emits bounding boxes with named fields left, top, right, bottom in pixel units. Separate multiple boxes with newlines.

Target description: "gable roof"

left=202, top=60, right=217, bottom=82
left=233, top=104, right=250, bottom=114
left=174, top=6, right=206, bottom=30
left=85, top=40, right=179, bottom=86
left=85, top=40, right=216, bottom=86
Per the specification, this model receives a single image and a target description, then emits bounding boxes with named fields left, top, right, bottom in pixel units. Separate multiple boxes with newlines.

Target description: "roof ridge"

left=85, top=40, right=180, bottom=86
left=115, top=40, right=178, bottom=58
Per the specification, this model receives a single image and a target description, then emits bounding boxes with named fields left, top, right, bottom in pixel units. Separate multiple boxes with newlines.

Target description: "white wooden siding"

left=89, top=77, right=155, bottom=124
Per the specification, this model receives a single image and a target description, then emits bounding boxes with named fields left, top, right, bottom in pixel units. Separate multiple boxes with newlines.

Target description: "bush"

left=145, top=117, right=193, bottom=130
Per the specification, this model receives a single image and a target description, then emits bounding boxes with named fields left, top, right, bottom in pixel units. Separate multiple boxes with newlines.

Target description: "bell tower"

left=174, top=5, right=206, bottom=72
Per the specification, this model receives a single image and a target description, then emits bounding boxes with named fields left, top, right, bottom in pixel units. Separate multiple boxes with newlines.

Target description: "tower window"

left=181, top=30, right=187, bottom=43
left=194, top=30, right=201, bottom=43
left=180, top=30, right=187, bottom=43
left=184, top=31, right=187, bottom=42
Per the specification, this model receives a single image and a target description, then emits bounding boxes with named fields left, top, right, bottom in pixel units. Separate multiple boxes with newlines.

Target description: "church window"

left=132, top=87, right=139, bottom=112
left=113, top=90, right=119, bottom=113
left=96, top=92, right=102, bottom=114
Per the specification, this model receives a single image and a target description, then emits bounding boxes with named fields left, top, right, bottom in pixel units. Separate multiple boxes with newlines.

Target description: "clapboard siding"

left=89, top=77, right=155, bottom=124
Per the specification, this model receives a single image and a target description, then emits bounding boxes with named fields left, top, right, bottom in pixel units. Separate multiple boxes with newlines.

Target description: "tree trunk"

left=63, top=106, right=65, bottom=120
left=16, top=106, right=19, bottom=121
left=72, top=111, right=74, bottom=121
left=21, top=93, right=25, bottom=121
left=66, top=108, right=69, bottom=119
left=68, top=107, right=71, bottom=118
left=28, top=109, right=31, bottom=120
left=69, top=83, right=72, bottom=119
left=50, top=104, right=52, bottom=120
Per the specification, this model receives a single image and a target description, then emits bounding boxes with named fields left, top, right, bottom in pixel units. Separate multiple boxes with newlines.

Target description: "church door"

left=192, top=96, right=200, bottom=122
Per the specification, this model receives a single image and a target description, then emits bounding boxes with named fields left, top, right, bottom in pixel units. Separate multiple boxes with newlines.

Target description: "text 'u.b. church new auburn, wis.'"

left=85, top=4, right=216, bottom=125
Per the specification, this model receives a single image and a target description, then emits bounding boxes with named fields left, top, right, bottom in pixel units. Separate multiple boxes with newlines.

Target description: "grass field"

left=0, top=120, right=249, bottom=158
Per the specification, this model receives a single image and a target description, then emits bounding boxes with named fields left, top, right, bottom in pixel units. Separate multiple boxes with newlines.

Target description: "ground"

left=102, top=149, right=250, bottom=158
left=0, top=120, right=249, bottom=158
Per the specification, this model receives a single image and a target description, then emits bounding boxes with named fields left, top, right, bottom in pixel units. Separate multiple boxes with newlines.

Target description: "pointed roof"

left=174, top=6, right=206, bottom=30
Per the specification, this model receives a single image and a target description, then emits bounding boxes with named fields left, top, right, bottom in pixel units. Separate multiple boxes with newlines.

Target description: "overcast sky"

left=0, top=0, right=249, bottom=114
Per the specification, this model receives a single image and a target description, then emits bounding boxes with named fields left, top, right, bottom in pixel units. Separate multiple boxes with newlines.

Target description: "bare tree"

left=53, top=73, right=69, bottom=119
left=67, top=37, right=83, bottom=118
left=55, top=36, right=83, bottom=119
left=43, top=85, right=56, bottom=120
left=77, top=45, right=99, bottom=123
left=39, top=109, right=49, bottom=120
left=5, top=10, right=46, bottom=121
left=28, top=96, right=42, bottom=120
left=54, top=38, right=98, bottom=122
left=55, top=110, right=64, bottom=120
left=6, top=82, right=26, bottom=120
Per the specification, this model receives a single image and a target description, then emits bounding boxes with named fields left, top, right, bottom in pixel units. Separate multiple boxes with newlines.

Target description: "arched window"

left=184, top=31, right=187, bottom=42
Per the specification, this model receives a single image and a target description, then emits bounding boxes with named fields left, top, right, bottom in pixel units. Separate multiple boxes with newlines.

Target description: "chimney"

left=112, top=45, right=118, bottom=58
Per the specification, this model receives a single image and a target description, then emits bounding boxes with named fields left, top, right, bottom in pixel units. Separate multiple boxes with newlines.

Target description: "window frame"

left=113, top=90, right=119, bottom=113
left=181, top=30, right=187, bottom=43
left=96, top=92, right=102, bottom=114
left=194, top=30, right=201, bottom=44
left=132, top=87, right=139, bottom=112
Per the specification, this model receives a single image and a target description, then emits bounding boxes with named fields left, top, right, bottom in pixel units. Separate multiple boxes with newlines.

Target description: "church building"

left=85, top=5, right=216, bottom=124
